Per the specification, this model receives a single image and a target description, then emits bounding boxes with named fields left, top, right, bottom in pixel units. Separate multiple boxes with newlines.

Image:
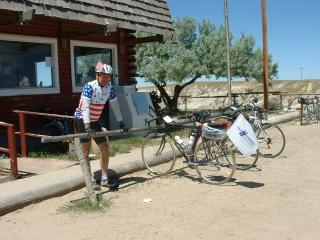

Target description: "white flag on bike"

left=226, top=114, right=259, bottom=158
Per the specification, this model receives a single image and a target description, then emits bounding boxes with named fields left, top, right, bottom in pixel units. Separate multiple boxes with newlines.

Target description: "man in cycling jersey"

left=75, top=61, right=126, bottom=190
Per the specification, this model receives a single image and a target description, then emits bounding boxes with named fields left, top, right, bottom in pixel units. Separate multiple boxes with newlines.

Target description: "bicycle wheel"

left=220, top=138, right=259, bottom=170
left=194, top=138, right=235, bottom=185
left=311, top=103, right=318, bottom=123
left=41, top=121, right=67, bottom=151
left=141, top=132, right=176, bottom=175
left=234, top=149, right=259, bottom=170
left=41, top=121, right=64, bottom=136
left=308, top=103, right=317, bottom=122
left=256, top=124, right=286, bottom=158
left=301, top=104, right=314, bottom=125
left=299, top=104, right=304, bottom=125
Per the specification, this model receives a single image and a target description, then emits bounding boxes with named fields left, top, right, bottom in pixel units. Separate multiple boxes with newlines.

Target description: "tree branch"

left=181, top=74, right=201, bottom=89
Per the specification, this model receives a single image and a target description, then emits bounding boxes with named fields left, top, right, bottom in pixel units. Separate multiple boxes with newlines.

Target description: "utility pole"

left=300, top=67, right=303, bottom=80
left=261, top=0, right=269, bottom=111
left=224, top=0, right=232, bottom=106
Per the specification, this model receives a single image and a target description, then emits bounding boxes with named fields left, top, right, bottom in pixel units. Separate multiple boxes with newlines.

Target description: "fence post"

left=7, top=124, right=18, bottom=178
left=279, top=94, right=283, bottom=110
left=18, top=112, right=27, bottom=157
left=74, top=137, right=98, bottom=205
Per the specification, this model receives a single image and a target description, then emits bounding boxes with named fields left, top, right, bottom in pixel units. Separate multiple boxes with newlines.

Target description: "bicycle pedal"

left=187, top=161, right=197, bottom=167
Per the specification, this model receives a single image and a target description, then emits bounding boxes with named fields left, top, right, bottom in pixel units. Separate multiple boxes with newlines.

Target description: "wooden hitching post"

left=74, top=137, right=98, bottom=204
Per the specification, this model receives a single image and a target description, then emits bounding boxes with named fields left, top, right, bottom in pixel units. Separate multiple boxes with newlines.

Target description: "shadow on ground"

left=236, top=181, right=265, bottom=188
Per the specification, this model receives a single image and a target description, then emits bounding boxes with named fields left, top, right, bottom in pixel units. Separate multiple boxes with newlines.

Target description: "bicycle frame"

left=246, top=102, right=276, bottom=148
left=227, top=98, right=277, bottom=155
left=141, top=108, right=237, bottom=184
left=155, top=124, right=201, bottom=162
left=252, top=118, right=272, bottom=146
left=145, top=106, right=230, bottom=165
left=299, top=96, right=320, bottom=125
left=308, top=97, right=319, bottom=123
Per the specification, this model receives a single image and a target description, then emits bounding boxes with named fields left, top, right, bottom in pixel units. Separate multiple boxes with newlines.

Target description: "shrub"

left=269, top=98, right=281, bottom=111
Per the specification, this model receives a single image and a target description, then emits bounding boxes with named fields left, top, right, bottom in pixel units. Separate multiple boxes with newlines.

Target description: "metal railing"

left=0, top=121, right=18, bottom=178
left=14, top=110, right=74, bottom=157
left=275, top=93, right=320, bottom=110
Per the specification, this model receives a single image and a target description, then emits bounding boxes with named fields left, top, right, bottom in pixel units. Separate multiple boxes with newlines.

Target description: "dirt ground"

left=1, top=120, right=320, bottom=240
left=0, top=156, right=77, bottom=183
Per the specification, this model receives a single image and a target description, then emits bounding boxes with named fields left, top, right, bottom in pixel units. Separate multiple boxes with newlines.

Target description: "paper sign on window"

left=45, top=57, right=52, bottom=67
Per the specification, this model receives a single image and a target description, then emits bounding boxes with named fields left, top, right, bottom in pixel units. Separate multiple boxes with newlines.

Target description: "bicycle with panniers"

left=141, top=108, right=236, bottom=185
left=298, top=96, right=319, bottom=125
left=211, top=97, right=286, bottom=170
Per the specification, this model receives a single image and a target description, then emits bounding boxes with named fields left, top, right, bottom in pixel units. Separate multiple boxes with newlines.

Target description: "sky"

left=166, top=0, right=320, bottom=81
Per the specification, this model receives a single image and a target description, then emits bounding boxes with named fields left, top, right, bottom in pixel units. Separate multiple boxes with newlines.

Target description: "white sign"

left=163, top=115, right=173, bottom=123
left=226, top=114, right=259, bottom=158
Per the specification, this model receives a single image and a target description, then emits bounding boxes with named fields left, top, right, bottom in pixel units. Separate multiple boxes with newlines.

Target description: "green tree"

left=77, top=51, right=111, bottom=82
left=136, top=17, right=278, bottom=111
left=231, top=34, right=278, bottom=80
left=245, top=48, right=278, bottom=80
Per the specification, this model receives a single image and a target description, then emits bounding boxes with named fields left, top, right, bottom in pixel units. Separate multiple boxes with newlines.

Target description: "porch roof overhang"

left=0, top=0, right=174, bottom=39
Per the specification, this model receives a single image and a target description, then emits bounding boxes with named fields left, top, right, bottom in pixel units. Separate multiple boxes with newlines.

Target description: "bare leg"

left=81, top=142, right=91, bottom=174
left=98, top=142, right=109, bottom=177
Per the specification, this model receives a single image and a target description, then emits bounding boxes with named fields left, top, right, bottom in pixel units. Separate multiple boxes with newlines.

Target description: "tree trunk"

left=155, top=74, right=201, bottom=111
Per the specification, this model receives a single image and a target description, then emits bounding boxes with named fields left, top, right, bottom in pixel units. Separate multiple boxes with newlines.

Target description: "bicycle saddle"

left=298, top=97, right=307, bottom=105
left=208, top=117, right=231, bottom=130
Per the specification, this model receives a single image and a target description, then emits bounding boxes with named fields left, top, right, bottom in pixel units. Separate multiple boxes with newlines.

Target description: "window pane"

left=74, top=46, right=112, bottom=86
left=0, top=40, right=53, bottom=89
left=36, top=61, right=53, bottom=87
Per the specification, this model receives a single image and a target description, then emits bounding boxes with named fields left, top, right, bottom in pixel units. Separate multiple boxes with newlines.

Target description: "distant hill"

left=138, top=80, right=320, bottom=96
left=137, top=80, right=320, bottom=111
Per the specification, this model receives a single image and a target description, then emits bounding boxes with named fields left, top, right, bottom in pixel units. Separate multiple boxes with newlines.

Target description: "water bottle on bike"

left=188, top=132, right=196, bottom=149
left=174, top=135, right=188, bottom=150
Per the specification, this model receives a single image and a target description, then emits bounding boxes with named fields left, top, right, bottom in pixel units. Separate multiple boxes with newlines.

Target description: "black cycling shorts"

left=75, top=118, right=108, bottom=145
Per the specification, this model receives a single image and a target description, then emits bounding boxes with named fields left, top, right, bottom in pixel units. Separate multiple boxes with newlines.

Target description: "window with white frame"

left=0, top=34, right=59, bottom=96
left=70, top=40, right=118, bottom=92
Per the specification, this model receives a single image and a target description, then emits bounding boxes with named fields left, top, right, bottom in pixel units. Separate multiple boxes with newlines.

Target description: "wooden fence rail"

left=178, top=91, right=320, bottom=111
left=41, top=125, right=163, bottom=204
left=179, top=91, right=287, bottom=111
left=41, top=126, right=159, bottom=143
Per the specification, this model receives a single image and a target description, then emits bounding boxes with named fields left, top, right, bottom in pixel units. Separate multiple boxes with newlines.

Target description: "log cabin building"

left=0, top=0, right=174, bottom=128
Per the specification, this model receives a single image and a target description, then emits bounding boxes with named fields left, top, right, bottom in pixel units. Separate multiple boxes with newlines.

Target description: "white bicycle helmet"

left=95, top=62, right=113, bottom=74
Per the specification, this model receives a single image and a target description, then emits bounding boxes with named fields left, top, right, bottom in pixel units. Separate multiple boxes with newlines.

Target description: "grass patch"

left=108, top=135, right=144, bottom=157
left=28, top=151, right=77, bottom=161
left=59, top=196, right=112, bottom=214
left=26, top=135, right=145, bottom=159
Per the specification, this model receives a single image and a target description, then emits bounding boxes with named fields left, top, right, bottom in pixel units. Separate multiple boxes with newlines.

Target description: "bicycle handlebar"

left=144, top=116, right=159, bottom=127
left=298, top=96, right=319, bottom=105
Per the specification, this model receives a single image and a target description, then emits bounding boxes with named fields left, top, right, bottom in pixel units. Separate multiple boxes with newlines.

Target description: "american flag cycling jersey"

left=75, top=80, right=117, bottom=123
